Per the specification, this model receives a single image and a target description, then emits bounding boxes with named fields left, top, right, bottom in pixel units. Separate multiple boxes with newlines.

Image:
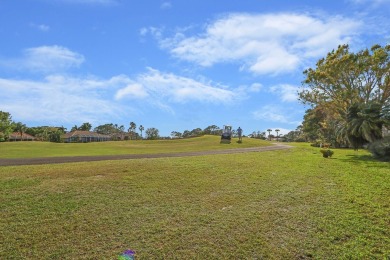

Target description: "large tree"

left=203, top=125, right=220, bottom=135
left=299, top=44, right=390, bottom=146
left=0, top=111, right=13, bottom=141
left=79, top=122, right=92, bottom=131
left=190, top=128, right=203, bottom=137
left=145, top=127, right=159, bottom=140
left=171, top=131, right=182, bottom=138
left=71, top=123, right=92, bottom=132
left=94, top=123, right=118, bottom=135
left=301, top=106, right=338, bottom=143
left=26, top=126, right=66, bottom=142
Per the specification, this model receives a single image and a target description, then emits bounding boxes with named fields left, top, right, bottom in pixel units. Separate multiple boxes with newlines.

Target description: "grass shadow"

left=340, top=154, right=389, bottom=168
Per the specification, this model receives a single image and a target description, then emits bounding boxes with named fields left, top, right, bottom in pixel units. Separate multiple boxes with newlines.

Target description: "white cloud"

left=160, top=13, right=361, bottom=75
left=1, top=45, right=85, bottom=73
left=139, top=27, right=148, bottom=36
left=139, top=26, right=164, bottom=39
left=249, top=47, right=300, bottom=75
left=253, top=108, right=289, bottom=123
left=24, top=45, right=85, bottom=72
left=30, top=23, right=50, bottom=32
left=161, top=2, right=172, bottom=9
left=269, top=84, right=299, bottom=102
left=115, top=83, right=149, bottom=99
left=252, top=105, right=300, bottom=125
left=236, top=82, right=262, bottom=95
left=115, top=68, right=239, bottom=104
left=249, top=83, right=262, bottom=92
left=0, top=67, right=244, bottom=126
left=0, top=75, right=127, bottom=125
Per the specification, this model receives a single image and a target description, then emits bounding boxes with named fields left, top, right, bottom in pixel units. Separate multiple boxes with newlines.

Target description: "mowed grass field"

left=0, top=135, right=268, bottom=158
left=1, top=136, right=389, bottom=259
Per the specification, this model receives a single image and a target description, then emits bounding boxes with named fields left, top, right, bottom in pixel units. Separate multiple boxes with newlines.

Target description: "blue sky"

left=1, top=0, right=389, bottom=136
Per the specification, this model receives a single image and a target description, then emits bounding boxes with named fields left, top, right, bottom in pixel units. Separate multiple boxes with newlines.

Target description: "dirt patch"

left=0, top=143, right=293, bottom=166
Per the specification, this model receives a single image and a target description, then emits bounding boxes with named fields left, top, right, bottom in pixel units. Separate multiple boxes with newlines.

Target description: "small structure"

left=9, top=132, right=35, bottom=141
left=220, top=125, right=232, bottom=143
left=62, top=130, right=111, bottom=143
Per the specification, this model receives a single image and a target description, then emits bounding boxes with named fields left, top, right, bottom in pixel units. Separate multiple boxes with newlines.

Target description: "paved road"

left=0, top=143, right=293, bottom=166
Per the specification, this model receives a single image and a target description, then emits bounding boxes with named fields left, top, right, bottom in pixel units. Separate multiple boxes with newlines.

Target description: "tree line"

left=0, top=112, right=68, bottom=142
left=0, top=115, right=154, bottom=142
left=0, top=114, right=276, bottom=143
left=0, top=114, right=252, bottom=142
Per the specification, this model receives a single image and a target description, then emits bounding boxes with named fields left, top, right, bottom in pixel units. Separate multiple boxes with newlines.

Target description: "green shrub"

left=311, top=141, right=321, bottom=147
left=320, top=149, right=334, bottom=158
left=368, top=137, right=390, bottom=161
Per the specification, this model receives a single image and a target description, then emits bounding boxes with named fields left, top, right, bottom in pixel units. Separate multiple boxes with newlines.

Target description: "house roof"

left=9, top=132, right=35, bottom=140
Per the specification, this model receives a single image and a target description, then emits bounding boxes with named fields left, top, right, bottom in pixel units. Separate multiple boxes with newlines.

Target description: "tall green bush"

left=368, top=136, right=390, bottom=161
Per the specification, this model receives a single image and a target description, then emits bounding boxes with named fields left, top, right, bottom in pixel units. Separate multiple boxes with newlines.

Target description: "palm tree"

left=138, top=125, right=144, bottom=139
left=14, top=122, right=26, bottom=141
left=129, top=122, right=136, bottom=140
left=267, top=129, right=272, bottom=140
left=339, top=102, right=384, bottom=150
left=275, top=129, right=280, bottom=141
left=119, top=125, right=125, bottom=140
left=79, top=122, right=92, bottom=131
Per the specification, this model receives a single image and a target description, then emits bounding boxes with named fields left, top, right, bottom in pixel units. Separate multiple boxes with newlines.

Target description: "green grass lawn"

left=1, top=138, right=389, bottom=259
left=0, top=135, right=269, bottom=158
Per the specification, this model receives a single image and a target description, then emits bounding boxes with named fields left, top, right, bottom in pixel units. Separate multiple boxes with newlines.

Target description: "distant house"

left=62, top=130, right=111, bottom=143
left=9, top=132, right=35, bottom=141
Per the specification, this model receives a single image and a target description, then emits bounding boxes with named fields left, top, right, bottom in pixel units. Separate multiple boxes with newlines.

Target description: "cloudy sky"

left=1, top=0, right=389, bottom=136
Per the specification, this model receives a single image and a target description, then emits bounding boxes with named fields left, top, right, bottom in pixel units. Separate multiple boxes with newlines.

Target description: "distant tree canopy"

left=94, top=123, right=122, bottom=135
left=145, top=127, right=160, bottom=140
left=171, top=125, right=224, bottom=139
left=203, top=125, right=220, bottom=135
left=0, top=112, right=277, bottom=143
left=138, top=125, right=144, bottom=138
left=79, top=122, right=93, bottom=131
left=26, top=126, right=66, bottom=142
left=298, top=44, right=390, bottom=147
left=0, top=111, right=13, bottom=141
left=70, top=122, right=93, bottom=132
left=13, top=122, right=27, bottom=139
left=128, top=122, right=137, bottom=140
left=171, top=131, right=182, bottom=138
left=250, top=131, right=266, bottom=140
